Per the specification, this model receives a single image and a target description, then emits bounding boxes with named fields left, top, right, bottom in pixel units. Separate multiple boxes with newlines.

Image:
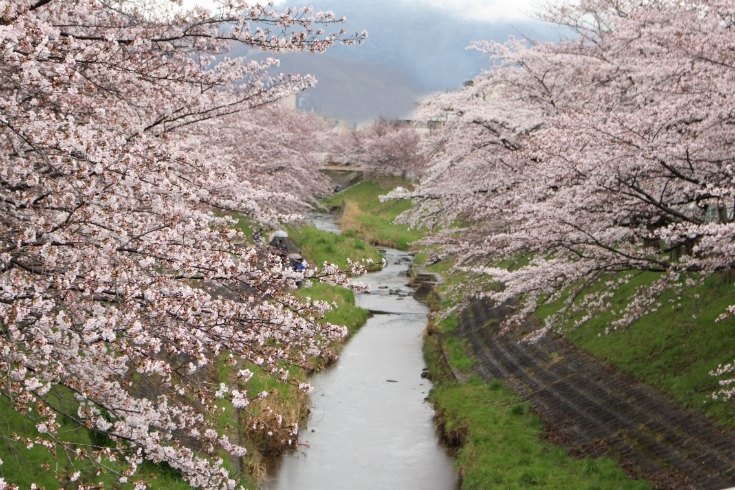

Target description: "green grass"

left=321, top=181, right=425, bottom=250
left=321, top=178, right=409, bottom=216
left=532, top=271, right=735, bottom=428
left=438, top=312, right=458, bottom=333
left=430, top=258, right=735, bottom=431
left=445, top=337, right=476, bottom=373
left=413, top=251, right=429, bottom=266
left=432, top=378, right=650, bottom=490
left=287, top=225, right=382, bottom=271
left=0, top=394, right=192, bottom=489
left=424, top=329, right=645, bottom=489
left=425, top=259, right=500, bottom=311
left=295, top=282, right=370, bottom=337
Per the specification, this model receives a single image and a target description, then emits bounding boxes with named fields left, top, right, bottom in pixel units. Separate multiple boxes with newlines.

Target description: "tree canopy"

left=398, top=0, right=735, bottom=389
left=0, top=0, right=365, bottom=487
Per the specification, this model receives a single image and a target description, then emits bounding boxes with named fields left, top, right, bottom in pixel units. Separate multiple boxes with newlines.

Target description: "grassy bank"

left=423, top=254, right=735, bottom=487
left=233, top=280, right=370, bottom=484
left=287, top=225, right=382, bottom=271
left=421, top=227, right=735, bottom=429
left=424, top=332, right=650, bottom=490
left=432, top=379, right=650, bottom=490
left=321, top=179, right=424, bottom=250
left=295, top=282, right=369, bottom=337
left=0, top=391, right=195, bottom=489
left=234, top=228, right=372, bottom=483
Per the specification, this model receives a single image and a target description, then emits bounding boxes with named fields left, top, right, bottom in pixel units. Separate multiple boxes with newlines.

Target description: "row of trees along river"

left=7, top=0, right=735, bottom=488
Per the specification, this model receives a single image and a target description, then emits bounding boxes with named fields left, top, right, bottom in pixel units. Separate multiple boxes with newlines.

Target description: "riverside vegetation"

left=324, top=178, right=656, bottom=488
left=0, top=212, right=373, bottom=489
left=15, top=176, right=733, bottom=489
left=326, top=174, right=735, bottom=487
left=230, top=217, right=375, bottom=484
left=321, top=178, right=424, bottom=251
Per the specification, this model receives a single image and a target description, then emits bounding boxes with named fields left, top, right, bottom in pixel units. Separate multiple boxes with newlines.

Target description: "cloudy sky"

left=178, top=0, right=560, bottom=121
left=181, top=0, right=544, bottom=22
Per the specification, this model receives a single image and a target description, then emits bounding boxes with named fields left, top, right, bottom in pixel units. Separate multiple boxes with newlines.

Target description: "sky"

left=181, top=0, right=544, bottom=22
left=179, top=0, right=560, bottom=122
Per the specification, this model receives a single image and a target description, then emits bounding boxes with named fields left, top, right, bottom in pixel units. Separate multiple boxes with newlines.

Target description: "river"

left=262, top=215, right=457, bottom=490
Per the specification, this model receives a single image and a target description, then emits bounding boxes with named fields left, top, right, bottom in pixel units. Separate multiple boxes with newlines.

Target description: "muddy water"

left=263, top=217, right=457, bottom=490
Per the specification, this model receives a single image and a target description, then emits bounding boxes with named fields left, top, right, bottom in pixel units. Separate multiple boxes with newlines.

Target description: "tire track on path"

left=456, top=298, right=735, bottom=489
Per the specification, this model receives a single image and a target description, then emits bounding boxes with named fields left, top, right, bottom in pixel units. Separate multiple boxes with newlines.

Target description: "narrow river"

left=263, top=215, right=457, bottom=490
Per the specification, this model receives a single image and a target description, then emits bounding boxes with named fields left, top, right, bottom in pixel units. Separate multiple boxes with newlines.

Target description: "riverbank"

left=320, top=177, right=423, bottom=251
left=244, top=174, right=735, bottom=489
left=415, top=241, right=735, bottom=487
left=238, top=225, right=377, bottom=485
left=322, top=176, right=688, bottom=489
left=423, top=313, right=652, bottom=489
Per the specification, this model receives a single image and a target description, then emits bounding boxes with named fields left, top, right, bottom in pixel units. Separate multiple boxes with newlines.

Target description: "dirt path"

left=456, top=298, right=735, bottom=489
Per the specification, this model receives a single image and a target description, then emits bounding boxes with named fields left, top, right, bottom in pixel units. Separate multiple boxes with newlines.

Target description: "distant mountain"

left=262, top=52, right=422, bottom=121
left=230, top=0, right=564, bottom=123
left=305, top=0, right=564, bottom=91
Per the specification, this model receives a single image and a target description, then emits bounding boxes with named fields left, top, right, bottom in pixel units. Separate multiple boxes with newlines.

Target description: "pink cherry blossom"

left=398, top=0, right=735, bottom=393
left=0, top=0, right=365, bottom=487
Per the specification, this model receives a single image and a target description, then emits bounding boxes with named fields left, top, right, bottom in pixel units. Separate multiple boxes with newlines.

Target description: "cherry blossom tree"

left=180, top=105, right=332, bottom=214
left=329, top=119, right=426, bottom=178
left=0, top=0, right=366, bottom=487
left=397, top=0, right=735, bottom=364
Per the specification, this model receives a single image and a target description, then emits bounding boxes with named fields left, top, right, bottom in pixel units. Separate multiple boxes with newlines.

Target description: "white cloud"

left=417, top=0, right=542, bottom=21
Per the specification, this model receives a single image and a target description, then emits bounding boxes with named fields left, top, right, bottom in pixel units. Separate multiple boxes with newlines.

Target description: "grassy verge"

left=425, top=260, right=735, bottom=487
left=287, top=225, right=382, bottom=271
left=427, top=247, right=735, bottom=431
left=431, top=378, right=650, bottom=490
left=422, top=260, right=659, bottom=490
left=295, top=282, right=370, bottom=337
left=424, top=325, right=650, bottom=490
left=321, top=180, right=425, bottom=250
left=0, top=393, right=192, bottom=489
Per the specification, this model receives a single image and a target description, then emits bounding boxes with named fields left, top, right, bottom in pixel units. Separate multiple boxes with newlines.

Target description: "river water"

left=263, top=215, right=457, bottom=490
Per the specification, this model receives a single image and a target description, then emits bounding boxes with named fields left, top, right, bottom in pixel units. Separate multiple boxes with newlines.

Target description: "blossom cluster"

left=396, top=1, right=735, bottom=389
left=327, top=120, right=427, bottom=178
left=0, top=0, right=365, bottom=487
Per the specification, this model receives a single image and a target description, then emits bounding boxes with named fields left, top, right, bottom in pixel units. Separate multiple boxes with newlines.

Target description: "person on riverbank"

left=252, top=228, right=264, bottom=248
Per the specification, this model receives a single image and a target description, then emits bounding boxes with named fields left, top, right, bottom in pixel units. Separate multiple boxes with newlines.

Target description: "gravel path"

left=456, top=298, right=735, bottom=489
